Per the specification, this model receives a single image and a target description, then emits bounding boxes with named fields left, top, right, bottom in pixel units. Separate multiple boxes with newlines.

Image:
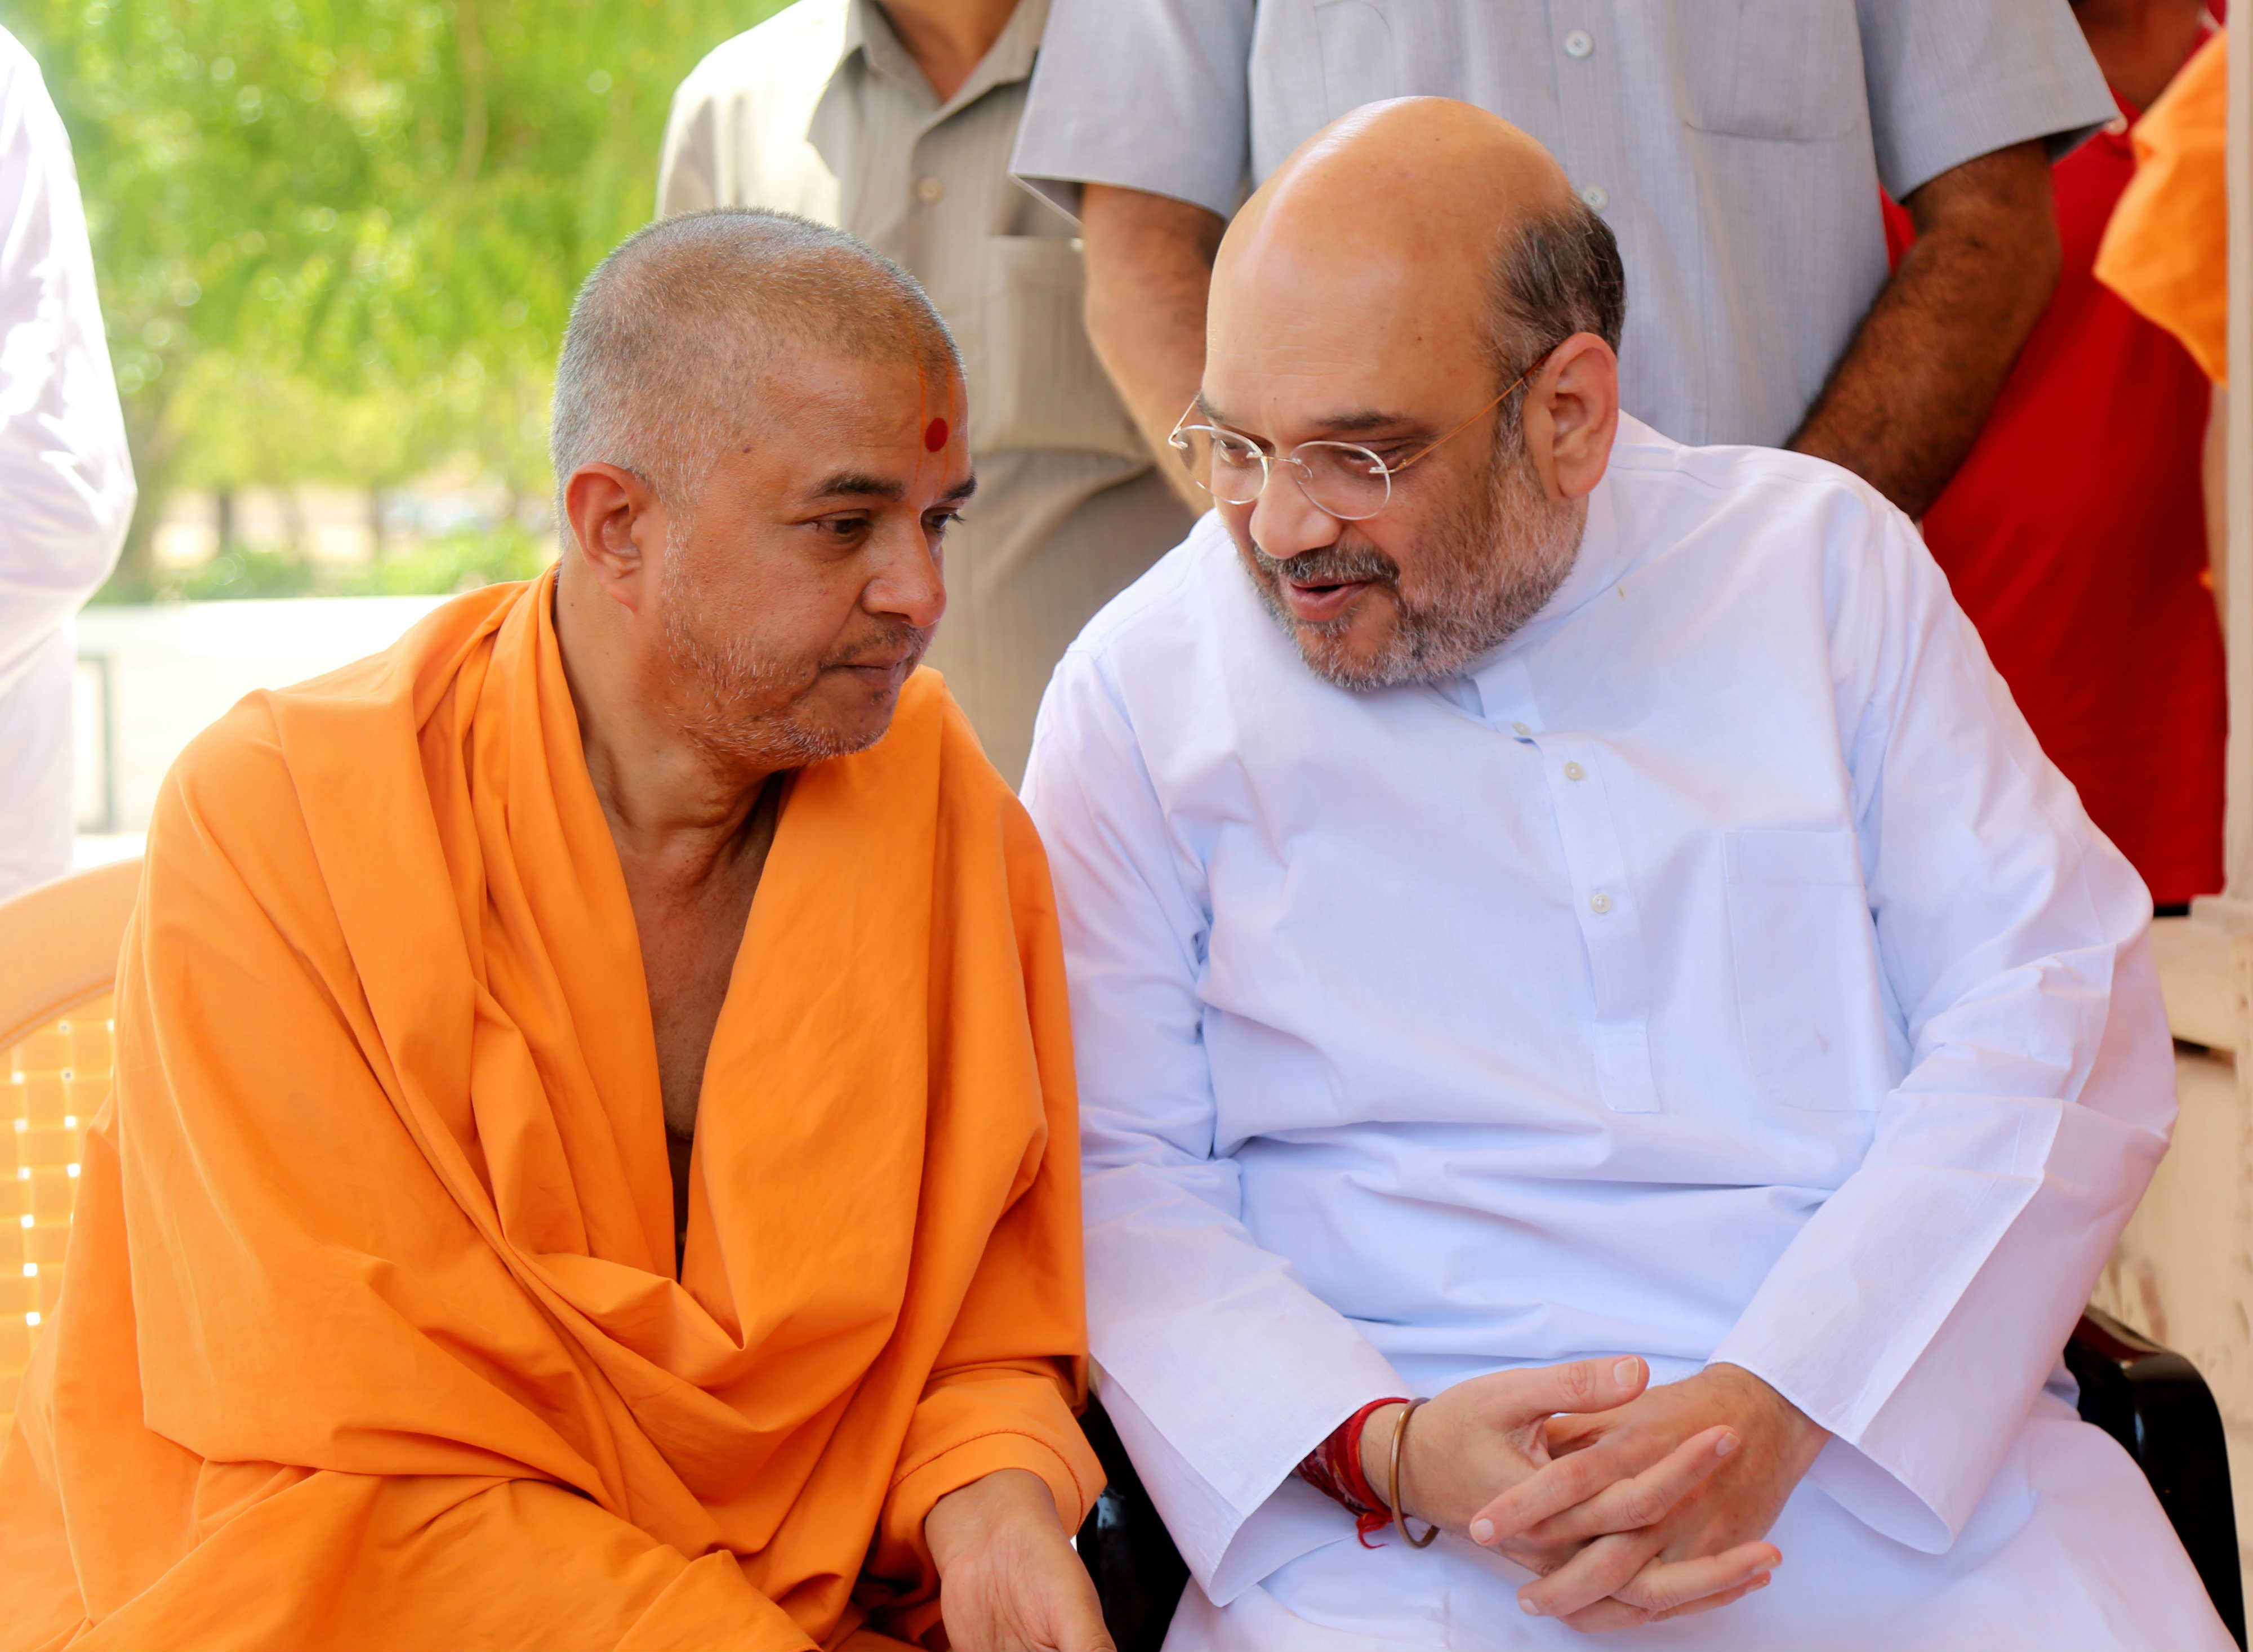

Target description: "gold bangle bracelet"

left=1388, top=1397, right=1440, bottom=1548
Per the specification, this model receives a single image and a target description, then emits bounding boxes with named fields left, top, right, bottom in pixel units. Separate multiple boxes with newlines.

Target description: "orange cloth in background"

left=2098, top=29, right=2229, bottom=382
left=0, top=571, right=1098, bottom=1651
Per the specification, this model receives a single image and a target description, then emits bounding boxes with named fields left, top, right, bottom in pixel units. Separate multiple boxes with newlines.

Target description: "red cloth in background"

left=1883, top=85, right=2224, bottom=906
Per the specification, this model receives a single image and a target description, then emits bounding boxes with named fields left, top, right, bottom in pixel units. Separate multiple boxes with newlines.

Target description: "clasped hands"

left=920, top=1358, right=1825, bottom=1649
left=1364, top=1357, right=1829, bottom=1632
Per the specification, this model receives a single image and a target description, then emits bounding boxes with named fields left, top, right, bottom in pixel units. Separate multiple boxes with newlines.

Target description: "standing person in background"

left=658, top=0, right=1191, bottom=784
left=1887, top=1, right=2225, bottom=916
left=2096, top=20, right=2231, bottom=785
left=1011, top=1, right=2111, bottom=521
left=2098, top=21, right=2229, bottom=387
left=0, top=25, right=133, bottom=900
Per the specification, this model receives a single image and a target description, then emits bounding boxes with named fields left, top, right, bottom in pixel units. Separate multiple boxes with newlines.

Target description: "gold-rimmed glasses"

left=1166, top=352, right=1550, bottom=522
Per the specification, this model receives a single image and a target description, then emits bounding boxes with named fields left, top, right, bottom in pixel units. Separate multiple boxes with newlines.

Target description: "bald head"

left=551, top=210, right=959, bottom=522
left=1213, top=98, right=1621, bottom=407
left=1196, top=100, right=1626, bottom=694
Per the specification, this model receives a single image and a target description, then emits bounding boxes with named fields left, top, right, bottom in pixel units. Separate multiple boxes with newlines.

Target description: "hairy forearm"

left=1789, top=141, right=2061, bottom=518
left=1081, top=182, right=1227, bottom=510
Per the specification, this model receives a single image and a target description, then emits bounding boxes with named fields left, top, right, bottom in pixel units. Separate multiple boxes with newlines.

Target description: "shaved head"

left=1200, top=99, right=1625, bottom=689
left=551, top=209, right=959, bottom=524
left=552, top=211, right=969, bottom=784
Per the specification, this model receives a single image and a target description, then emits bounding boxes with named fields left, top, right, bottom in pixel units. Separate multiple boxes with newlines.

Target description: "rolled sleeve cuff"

left=1877, top=68, right=2114, bottom=198
left=1008, top=110, right=1246, bottom=224
left=885, top=1424, right=1097, bottom=1556
left=1096, top=1340, right=1406, bottom=1598
left=871, top=1421, right=1101, bottom=1638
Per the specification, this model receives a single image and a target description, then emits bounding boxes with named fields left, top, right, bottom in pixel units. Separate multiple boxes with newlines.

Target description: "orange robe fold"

left=0, top=571, right=1099, bottom=1650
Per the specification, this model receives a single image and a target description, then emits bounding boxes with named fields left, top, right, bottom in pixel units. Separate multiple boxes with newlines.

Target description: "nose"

left=1244, top=462, right=1338, bottom=560
left=865, top=527, right=947, bottom=633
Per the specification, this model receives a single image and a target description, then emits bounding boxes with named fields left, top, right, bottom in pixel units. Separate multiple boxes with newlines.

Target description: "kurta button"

left=915, top=176, right=945, bottom=202
left=1563, top=761, right=1586, bottom=781
left=1581, top=183, right=1609, bottom=211
left=1589, top=891, right=1613, bottom=914
left=1564, top=29, right=1594, bottom=57
left=1512, top=721, right=1532, bottom=736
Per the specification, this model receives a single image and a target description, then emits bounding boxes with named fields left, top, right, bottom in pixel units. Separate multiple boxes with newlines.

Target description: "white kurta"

left=0, top=27, right=132, bottom=900
left=1021, top=417, right=2229, bottom=1650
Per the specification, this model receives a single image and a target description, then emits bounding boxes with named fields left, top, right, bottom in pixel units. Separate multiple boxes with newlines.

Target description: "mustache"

left=825, top=621, right=930, bottom=672
left=1249, top=540, right=1401, bottom=589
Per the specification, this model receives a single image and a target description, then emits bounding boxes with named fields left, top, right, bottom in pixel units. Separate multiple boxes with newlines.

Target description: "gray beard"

left=1248, top=437, right=1584, bottom=692
left=659, top=537, right=922, bottom=767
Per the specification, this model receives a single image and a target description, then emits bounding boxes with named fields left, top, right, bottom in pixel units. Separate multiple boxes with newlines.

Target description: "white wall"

left=73, top=597, right=448, bottom=834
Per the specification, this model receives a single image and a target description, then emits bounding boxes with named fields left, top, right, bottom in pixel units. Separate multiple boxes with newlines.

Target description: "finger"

left=1482, top=1355, right=1650, bottom=1431
left=1514, top=1426, right=1740, bottom=1547
left=1556, top=1596, right=1658, bottom=1634
left=1650, top=1572, right=1772, bottom=1624
left=1613, top=1541, right=1782, bottom=1617
left=1544, top=1411, right=1604, bottom=1454
left=1468, top=1425, right=1675, bottom=1544
left=1516, top=1530, right=1664, bottom=1622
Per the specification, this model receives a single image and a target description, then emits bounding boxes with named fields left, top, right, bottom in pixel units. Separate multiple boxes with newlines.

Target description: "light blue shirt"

left=1010, top=0, right=2113, bottom=449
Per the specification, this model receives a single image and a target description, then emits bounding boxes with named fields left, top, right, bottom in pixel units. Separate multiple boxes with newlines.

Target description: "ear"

left=1522, top=333, right=1619, bottom=503
left=564, top=462, right=666, bottom=613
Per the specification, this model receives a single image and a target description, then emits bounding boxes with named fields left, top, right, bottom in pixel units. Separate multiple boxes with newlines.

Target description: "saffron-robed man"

left=0, top=211, right=1112, bottom=1652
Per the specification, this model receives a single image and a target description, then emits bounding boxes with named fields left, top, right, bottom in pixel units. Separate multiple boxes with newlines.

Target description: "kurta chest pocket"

left=1724, top=829, right=1890, bottom=1111
left=972, top=235, right=1146, bottom=461
left=1671, top=0, right=1861, bottom=142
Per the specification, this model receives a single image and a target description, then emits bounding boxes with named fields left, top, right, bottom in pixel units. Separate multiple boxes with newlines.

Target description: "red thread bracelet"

left=1297, top=1396, right=1410, bottom=1547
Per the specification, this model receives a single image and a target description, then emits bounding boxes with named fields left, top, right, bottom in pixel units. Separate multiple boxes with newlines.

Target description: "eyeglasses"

left=1166, top=351, right=1551, bottom=522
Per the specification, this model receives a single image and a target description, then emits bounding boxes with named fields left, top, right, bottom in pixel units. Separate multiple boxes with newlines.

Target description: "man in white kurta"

left=1022, top=99, right=2228, bottom=1649
left=0, top=26, right=133, bottom=898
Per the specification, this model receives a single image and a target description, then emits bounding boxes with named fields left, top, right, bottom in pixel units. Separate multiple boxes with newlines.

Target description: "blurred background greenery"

left=6, top=0, right=790, bottom=599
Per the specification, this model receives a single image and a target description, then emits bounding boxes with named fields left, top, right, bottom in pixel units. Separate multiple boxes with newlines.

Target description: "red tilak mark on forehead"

left=924, top=417, right=950, bottom=452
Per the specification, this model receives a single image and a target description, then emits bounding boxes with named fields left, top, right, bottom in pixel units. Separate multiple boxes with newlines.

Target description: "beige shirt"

left=659, top=0, right=1190, bottom=782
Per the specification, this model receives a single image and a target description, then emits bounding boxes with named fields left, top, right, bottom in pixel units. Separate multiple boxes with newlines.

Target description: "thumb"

left=1479, top=1355, right=1649, bottom=1428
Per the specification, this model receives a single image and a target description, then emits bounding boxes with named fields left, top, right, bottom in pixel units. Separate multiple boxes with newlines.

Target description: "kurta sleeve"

left=1007, top=0, right=1255, bottom=221
left=1854, top=0, right=2113, bottom=199
left=864, top=801, right=1103, bottom=1628
left=1708, top=502, right=2176, bottom=1552
left=1021, top=647, right=1407, bottom=1600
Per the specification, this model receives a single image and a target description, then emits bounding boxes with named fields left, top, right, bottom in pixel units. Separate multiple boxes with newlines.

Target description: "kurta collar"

left=844, top=0, right=1050, bottom=121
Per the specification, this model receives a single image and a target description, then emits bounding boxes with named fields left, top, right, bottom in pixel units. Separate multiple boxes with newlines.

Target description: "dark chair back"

left=1076, top=1397, right=1188, bottom=1652
left=2068, top=1307, right=2245, bottom=1648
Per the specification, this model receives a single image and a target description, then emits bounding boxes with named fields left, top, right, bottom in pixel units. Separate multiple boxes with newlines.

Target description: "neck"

left=875, top=0, right=1018, bottom=103
left=555, top=567, right=777, bottom=882
left=2072, top=0, right=2208, bottom=113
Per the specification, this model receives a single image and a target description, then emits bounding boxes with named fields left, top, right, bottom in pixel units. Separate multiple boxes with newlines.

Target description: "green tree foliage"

left=2, top=0, right=788, bottom=589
